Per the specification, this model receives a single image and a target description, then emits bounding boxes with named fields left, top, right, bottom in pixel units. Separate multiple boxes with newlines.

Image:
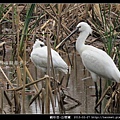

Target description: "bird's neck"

left=76, top=30, right=90, bottom=55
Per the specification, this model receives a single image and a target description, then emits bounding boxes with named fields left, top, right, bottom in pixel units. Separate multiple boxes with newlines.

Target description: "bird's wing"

left=30, top=47, right=68, bottom=71
left=30, top=47, right=48, bottom=68
left=51, top=49, right=68, bottom=69
left=81, top=47, right=117, bottom=79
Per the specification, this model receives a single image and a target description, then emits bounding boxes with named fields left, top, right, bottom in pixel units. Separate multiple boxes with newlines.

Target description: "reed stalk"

left=41, top=88, right=45, bottom=113
left=22, top=40, right=26, bottom=113
left=0, top=89, right=3, bottom=113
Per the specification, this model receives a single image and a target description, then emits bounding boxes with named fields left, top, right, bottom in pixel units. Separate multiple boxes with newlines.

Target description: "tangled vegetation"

left=0, top=3, right=120, bottom=114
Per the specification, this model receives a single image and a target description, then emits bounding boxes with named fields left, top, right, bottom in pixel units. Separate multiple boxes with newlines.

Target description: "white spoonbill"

left=30, top=39, right=68, bottom=74
left=56, top=22, right=120, bottom=103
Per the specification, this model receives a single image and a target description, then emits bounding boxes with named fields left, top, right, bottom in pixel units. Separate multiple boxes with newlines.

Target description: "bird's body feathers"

left=81, top=45, right=120, bottom=82
left=30, top=40, right=68, bottom=74
left=75, top=22, right=120, bottom=83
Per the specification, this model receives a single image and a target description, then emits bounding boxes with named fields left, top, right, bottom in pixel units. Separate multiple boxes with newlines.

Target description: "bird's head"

left=33, top=39, right=45, bottom=49
left=76, top=22, right=92, bottom=35
left=55, top=22, right=92, bottom=49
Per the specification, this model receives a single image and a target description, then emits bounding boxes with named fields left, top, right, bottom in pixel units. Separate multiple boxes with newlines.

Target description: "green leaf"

left=19, top=4, right=35, bottom=55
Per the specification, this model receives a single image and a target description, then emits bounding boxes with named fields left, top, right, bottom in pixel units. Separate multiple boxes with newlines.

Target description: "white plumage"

left=56, top=22, right=120, bottom=104
left=75, top=22, right=120, bottom=83
left=30, top=39, right=68, bottom=74
left=57, top=22, right=120, bottom=83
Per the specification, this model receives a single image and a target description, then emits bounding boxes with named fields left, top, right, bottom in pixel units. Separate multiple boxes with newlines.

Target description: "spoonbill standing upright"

left=30, top=39, right=68, bottom=75
left=56, top=22, right=120, bottom=103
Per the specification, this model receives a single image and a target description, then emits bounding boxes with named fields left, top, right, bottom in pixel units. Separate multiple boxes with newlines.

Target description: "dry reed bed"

left=0, top=3, right=120, bottom=114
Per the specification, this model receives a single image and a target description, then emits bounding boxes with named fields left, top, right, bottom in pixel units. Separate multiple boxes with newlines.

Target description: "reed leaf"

left=19, top=4, right=35, bottom=55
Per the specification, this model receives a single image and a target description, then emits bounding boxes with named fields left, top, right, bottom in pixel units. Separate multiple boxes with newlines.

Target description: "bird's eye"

left=40, top=44, right=44, bottom=47
left=77, top=26, right=81, bottom=29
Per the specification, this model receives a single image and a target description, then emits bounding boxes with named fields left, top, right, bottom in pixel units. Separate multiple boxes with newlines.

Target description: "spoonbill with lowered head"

left=30, top=39, right=68, bottom=75
left=56, top=22, right=120, bottom=103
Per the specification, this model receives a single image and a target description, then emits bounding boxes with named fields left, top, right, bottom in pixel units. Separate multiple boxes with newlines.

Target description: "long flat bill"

left=55, top=28, right=78, bottom=49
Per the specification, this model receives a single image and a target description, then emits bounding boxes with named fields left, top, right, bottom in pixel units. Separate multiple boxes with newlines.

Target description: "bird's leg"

left=90, top=73, right=99, bottom=105
left=99, top=78, right=102, bottom=98
left=99, top=77, right=102, bottom=113
left=94, top=81, right=100, bottom=113
left=94, top=81, right=98, bottom=104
